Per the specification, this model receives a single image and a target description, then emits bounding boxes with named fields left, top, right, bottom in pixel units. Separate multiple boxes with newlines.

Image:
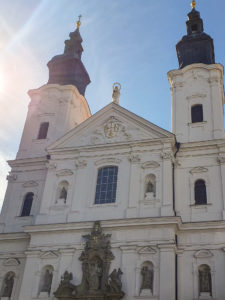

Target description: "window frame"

left=20, top=192, right=34, bottom=217
left=191, top=104, right=203, bottom=123
left=37, top=122, right=49, bottom=140
left=94, top=165, right=119, bottom=205
left=194, top=179, right=207, bottom=205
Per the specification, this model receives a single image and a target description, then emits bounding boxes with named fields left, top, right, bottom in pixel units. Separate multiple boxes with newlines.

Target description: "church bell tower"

left=168, top=1, right=225, bottom=143
left=17, top=17, right=91, bottom=159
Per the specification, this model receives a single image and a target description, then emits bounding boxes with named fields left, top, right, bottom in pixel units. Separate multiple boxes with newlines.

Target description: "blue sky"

left=0, top=0, right=225, bottom=207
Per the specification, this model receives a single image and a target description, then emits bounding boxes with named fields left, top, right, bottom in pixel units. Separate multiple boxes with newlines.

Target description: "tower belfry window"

left=191, top=105, right=203, bottom=123
left=191, top=24, right=198, bottom=33
left=37, top=122, right=49, bottom=139
left=21, top=192, right=34, bottom=216
left=195, top=180, right=207, bottom=205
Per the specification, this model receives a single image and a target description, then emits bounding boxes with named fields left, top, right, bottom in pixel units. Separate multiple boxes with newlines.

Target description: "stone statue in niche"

left=145, top=179, right=155, bottom=200
left=54, top=221, right=125, bottom=300
left=60, top=187, right=67, bottom=201
left=199, top=265, right=212, bottom=295
left=2, top=272, right=14, bottom=297
left=41, top=269, right=53, bottom=294
left=140, top=266, right=153, bottom=296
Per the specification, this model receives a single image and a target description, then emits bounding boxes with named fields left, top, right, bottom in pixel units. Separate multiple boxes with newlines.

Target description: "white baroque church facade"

left=1, top=3, right=225, bottom=300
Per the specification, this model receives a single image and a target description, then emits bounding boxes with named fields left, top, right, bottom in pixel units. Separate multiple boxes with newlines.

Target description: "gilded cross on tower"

left=77, top=15, right=82, bottom=29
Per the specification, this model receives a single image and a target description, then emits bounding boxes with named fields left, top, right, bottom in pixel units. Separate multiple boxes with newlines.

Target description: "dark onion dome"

left=47, top=17, right=90, bottom=96
left=176, top=1, right=215, bottom=69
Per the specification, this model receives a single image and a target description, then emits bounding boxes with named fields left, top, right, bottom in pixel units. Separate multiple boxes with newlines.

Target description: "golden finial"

left=191, top=0, right=196, bottom=9
left=76, top=15, right=82, bottom=29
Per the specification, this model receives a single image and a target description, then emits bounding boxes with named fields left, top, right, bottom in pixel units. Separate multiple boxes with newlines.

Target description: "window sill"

left=190, top=203, right=212, bottom=208
left=90, top=202, right=119, bottom=208
left=32, top=138, right=49, bottom=144
left=188, top=121, right=207, bottom=127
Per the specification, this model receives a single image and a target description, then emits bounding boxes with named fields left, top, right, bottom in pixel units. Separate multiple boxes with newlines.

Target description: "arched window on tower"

left=194, top=179, right=207, bottom=205
left=37, top=122, right=49, bottom=139
left=191, top=104, right=203, bottom=123
left=21, top=192, right=34, bottom=216
left=95, top=166, right=118, bottom=204
left=1, top=271, right=15, bottom=298
left=198, top=264, right=212, bottom=296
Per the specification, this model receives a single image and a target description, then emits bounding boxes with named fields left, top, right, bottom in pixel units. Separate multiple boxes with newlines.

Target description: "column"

left=120, top=246, right=137, bottom=299
left=126, top=154, right=141, bottom=218
left=18, top=251, right=40, bottom=300
left=159, top=245, right=176, bottom=300
left=161, top=152, right=174, bottom=216
left=218, top=156, right=225, bottom=219
left=57, top=248, right=76, bottom=282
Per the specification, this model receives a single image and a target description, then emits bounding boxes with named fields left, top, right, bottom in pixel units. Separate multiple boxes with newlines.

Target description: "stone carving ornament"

left=54, top=221, right=125, bottom=300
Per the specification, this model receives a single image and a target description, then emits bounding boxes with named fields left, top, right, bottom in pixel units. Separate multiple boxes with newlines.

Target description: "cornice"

left=8, top=156, right=48, bottom=168
left=0, top=232, right=29, bottom=241
left=23, top=217, right=225, bottom=235
left=168, top=63, right=224, bottom=79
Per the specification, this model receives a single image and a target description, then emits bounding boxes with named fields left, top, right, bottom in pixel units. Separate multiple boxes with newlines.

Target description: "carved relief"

left=161, top=152, right=173, bottom=160
left=95, top=158, right=121, bottom=166
left=189, top=167, right=208, bottom=174
left=194, top=250, right=213, bottom=258
left=217, top=156, right=225, bottom=164
left=75, top=159, right=87, bottom=169
left=3, top=258, right=20, bottom=266
left=129, top=154, right=141, bottom=163
left=141, top=161, right=160, bottom=169
left=56, top=169, right=73, bottom=176
left=40, top=251, right=59, bottom=259
left=23, top=180, right=39, bottom=187
left=138, top=247, right=157, bottom=255
left=6, top=173, right=17, bottom=182
left=54, top=221, right=125, bottom=300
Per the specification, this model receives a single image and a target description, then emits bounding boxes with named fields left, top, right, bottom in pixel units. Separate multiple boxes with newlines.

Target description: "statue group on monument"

left=54, top=221, right=124, bottom=299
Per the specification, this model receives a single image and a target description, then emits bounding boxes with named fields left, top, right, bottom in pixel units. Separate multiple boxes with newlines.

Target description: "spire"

left=176, top=2, right=215, bottom=69
left=47, top=16, right=90, bottom=96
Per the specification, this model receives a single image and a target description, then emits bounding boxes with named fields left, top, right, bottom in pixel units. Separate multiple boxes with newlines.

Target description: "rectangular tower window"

left=191, top=104, right=203, bottom=123
left=37, top=122, right=49, bottom=139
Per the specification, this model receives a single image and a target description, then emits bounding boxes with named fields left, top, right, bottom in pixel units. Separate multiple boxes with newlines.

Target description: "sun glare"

left=0, top=71, right=4, bottom=92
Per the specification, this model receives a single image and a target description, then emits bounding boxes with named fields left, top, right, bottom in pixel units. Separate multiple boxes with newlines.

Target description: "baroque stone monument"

left=54, top=221, right=125, bottom=300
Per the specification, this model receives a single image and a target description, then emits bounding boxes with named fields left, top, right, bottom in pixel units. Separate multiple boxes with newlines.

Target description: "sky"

left=0, top=0, right=225, bottom=208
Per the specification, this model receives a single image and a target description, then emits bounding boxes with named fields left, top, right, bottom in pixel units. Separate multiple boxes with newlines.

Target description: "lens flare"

left=0, top=71, right=4, bottom=92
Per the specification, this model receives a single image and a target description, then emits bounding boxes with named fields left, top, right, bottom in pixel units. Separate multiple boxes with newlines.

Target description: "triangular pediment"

left=40, top=251, right=59, bottom=259
left=48, top=103, right=174, bottom=151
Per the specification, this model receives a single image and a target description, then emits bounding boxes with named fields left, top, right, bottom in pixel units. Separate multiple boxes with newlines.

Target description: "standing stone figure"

left=199, top=265, right=212, bottom=294
left=109, top=268, right=123, bottom=293
left=41, top=269, right=53, bottom=294
left=60, top=187, right=67, bottom=200
left=88, top=259, right=102, bottom=291
left=2, top=272, right=14, bottom=297
left=140, top=266, right=153, bottom=293
left=112, top=83, right=121, bottom=104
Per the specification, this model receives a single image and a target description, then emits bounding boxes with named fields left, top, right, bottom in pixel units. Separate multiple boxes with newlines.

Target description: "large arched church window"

left=94, top=166, right=118, bottom=204
left=21, top=192, right=34, bottom=216
left=194, top=179, right=207, bottom=205
left=37, top=122, right=49, bottom=139
left=191, top=104, right=203, bottom=123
